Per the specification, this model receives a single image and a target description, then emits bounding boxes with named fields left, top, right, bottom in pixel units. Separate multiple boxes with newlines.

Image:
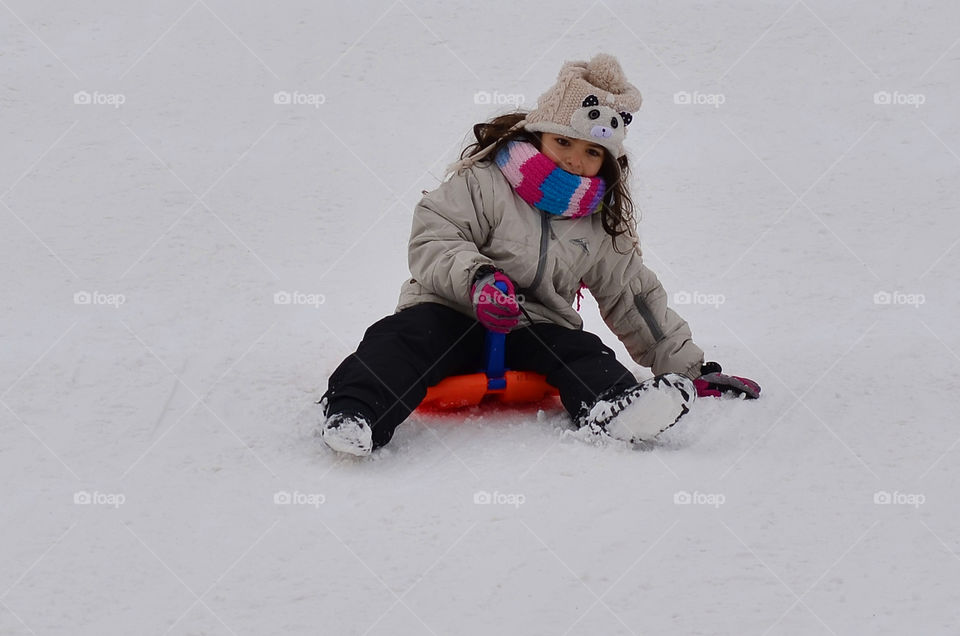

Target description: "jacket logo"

left=570, top=238, right=590, bottom=254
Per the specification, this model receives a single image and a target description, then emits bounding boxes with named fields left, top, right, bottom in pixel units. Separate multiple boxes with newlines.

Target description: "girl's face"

left=539, top=133, right=606, bottom=178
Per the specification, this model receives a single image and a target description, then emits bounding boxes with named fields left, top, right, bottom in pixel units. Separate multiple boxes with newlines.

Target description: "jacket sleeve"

left=583, top=235, right=705, bottom=379
left=408, top=168, right=495, bottom=304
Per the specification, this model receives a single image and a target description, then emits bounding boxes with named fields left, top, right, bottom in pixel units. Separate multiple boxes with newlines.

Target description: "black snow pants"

left=321, top=303, right=638, bottom=449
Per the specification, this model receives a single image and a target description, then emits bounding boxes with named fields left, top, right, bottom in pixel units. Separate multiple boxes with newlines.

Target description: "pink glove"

left=470, top=268, right=521, bottom=333
left=693, top=362, right=761, bottom=399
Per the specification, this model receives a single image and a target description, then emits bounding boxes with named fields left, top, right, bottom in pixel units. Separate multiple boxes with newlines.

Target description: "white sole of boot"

left=320, top=420, right=373, bottom=457
left=597, top=374, right=695, bottom=443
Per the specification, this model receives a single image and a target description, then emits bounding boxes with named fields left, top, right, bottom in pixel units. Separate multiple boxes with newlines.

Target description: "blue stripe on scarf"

left=538, top=166, right=581, bottom=216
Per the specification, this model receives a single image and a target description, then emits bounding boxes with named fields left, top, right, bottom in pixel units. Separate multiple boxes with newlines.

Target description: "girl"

left=318, top=53, right=760, bottom=456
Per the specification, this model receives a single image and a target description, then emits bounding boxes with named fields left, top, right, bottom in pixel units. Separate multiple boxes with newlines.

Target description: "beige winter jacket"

left=395, top=160, right=705, bottom=379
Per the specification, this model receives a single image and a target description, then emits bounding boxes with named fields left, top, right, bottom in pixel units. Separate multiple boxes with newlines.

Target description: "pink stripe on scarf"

left=515, top=152, right=554, bottom=205
left=498, top=154, right=526, bottom=185
left=572, top=178, right=602, bottom=218
left=567, top=179, right=593, bottom=218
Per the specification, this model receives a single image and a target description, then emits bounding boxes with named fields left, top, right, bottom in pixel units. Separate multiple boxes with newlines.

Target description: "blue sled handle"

left=483, top=281, right=508, bottom=390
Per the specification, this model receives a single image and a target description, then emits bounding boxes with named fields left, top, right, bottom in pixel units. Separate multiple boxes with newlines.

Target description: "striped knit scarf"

left=494, top=141, right=606, bottom=218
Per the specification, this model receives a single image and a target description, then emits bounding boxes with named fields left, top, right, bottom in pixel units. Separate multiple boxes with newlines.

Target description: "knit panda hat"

left=525, top=53, right=643, bottom=159
left=446, top=54, right=642, bottom=175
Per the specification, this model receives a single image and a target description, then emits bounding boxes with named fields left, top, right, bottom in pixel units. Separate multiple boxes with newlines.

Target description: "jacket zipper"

left=526, top=211, right=551, bottom=293
left=522, top=211, right=665, bottom=342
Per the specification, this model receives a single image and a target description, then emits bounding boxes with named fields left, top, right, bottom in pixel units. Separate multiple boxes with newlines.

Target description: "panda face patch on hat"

left=569, top=94, right=633, bottom=150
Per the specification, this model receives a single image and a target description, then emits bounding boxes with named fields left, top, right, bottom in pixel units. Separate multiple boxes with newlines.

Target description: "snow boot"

left=320, top=411, right=373, bottom=457
left=578, top=373, right=696, bottom=443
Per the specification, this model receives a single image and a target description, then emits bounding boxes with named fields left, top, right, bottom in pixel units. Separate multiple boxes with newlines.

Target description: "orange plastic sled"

left=419, top=369, right=559, bottom=411
left=416, top=282, right=560, bottom=412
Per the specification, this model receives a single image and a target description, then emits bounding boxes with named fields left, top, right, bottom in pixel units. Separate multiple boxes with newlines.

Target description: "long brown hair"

left=459, top=112, right=638, bottom=252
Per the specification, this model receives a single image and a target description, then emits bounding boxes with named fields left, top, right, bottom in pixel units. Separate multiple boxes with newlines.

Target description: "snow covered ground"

left=2, top=1, right=959, bottom=634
